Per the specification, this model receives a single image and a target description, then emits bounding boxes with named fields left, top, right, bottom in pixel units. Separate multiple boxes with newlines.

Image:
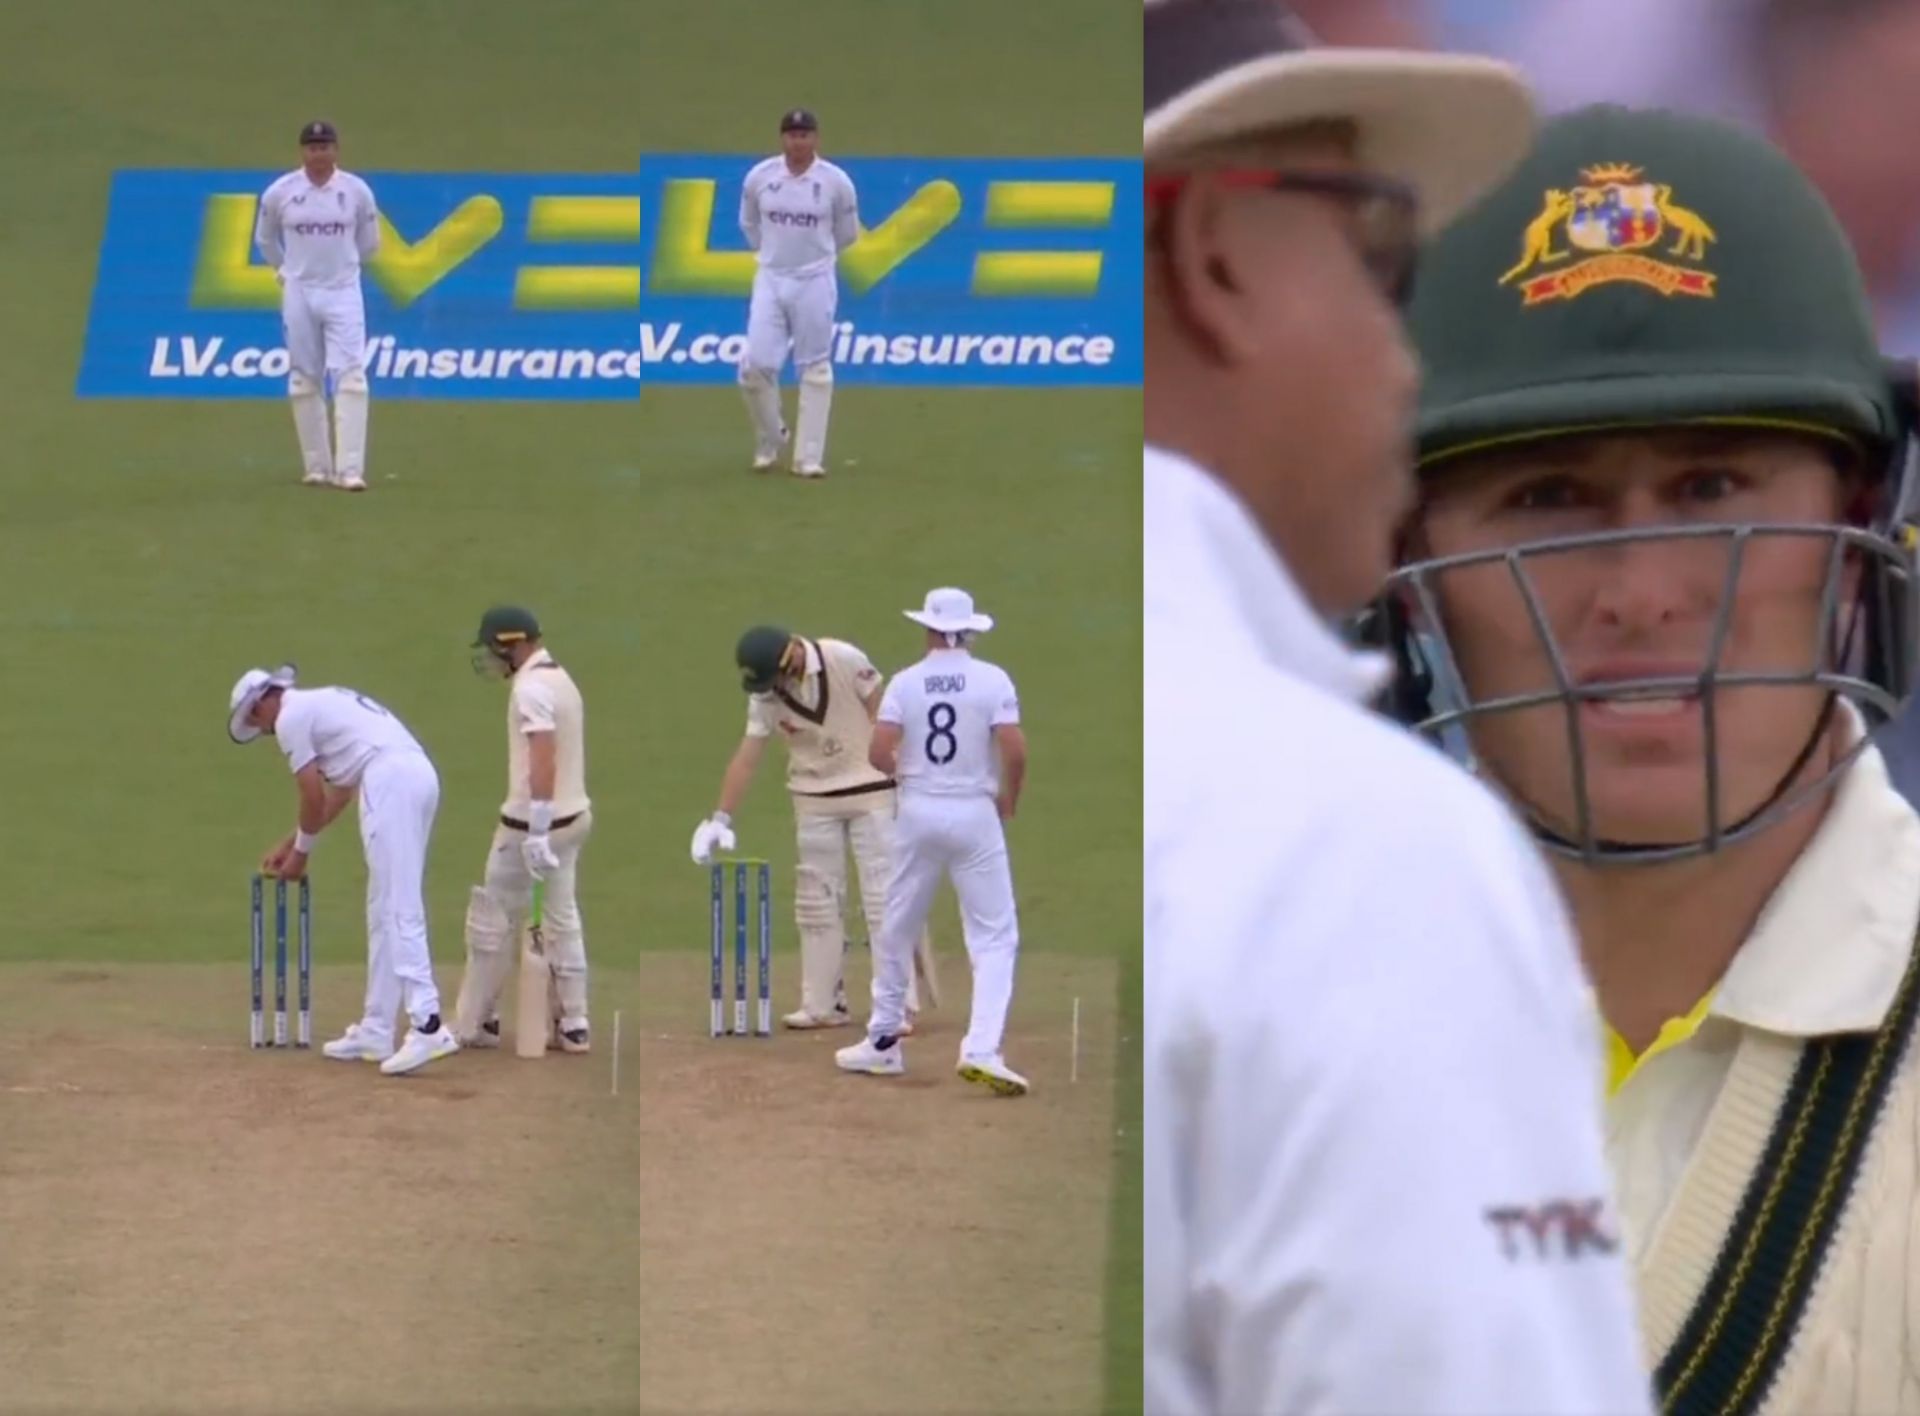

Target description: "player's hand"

left=276, top=849, right=309, bottom=881
left=996, top=794, right=1017, bottom=822
left=261, top=834, right=295, bottom=874
left=690, top=816, right=736, bottom=865
left=522, top=833, right=562, bottom=879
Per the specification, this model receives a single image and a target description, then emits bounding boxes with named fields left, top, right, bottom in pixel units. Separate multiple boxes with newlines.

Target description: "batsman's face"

left=1412, top=431, right=1857, bottom=846
left=1147, top=124, right=1418, bottom=615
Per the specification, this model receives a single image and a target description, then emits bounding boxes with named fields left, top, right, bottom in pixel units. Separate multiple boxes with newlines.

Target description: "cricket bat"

left=514, top=880, right=550, bottom=1059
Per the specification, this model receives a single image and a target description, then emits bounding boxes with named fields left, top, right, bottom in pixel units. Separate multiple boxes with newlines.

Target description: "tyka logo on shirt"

left=1483, top=1197, right=1619, bottom=1261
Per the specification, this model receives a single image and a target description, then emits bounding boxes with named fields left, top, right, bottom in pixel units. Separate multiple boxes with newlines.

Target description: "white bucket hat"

left=228, top=664, right=297, bottom=743
left=904, top=587, right=994, bottom=637
left=1145, top=0, right=1536, bottom=235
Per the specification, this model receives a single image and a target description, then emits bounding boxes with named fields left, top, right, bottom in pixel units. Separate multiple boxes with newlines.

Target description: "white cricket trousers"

left=744, top=267, right=837, bottom=373
left=869, top=792, right=1020, bottom=1058
left=357, top=748, right=442, bottom=1043
left=283, top=279, right=367, bottom=379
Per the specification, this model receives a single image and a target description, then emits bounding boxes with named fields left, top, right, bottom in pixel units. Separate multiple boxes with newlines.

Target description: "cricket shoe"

left=335, top=472, right=367, bottom=492
left=302, top=468, right=332, bottom=486
left=557, top=1023, right=591, bottom=1054
left=753, top=426, right=790, bottom=471
left=322, top=1023, right=393, bottom=1062
left=835, top=1035, right=905, bottom=1077
left=380, top=1021, right=461, bottom=1075
left=791, top=462, right=826, bottom=479
left=957, top=1053, right=1030, bottom=1097
left=784, top=1006, right=851, bottom=1030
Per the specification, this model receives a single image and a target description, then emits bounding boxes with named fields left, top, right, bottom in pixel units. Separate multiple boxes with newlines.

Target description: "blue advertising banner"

left=76, top=155, right=1141, bottom=399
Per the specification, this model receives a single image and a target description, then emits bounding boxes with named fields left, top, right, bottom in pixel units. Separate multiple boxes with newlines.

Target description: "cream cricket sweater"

left=1608, top=744, right=1920, bottom=1414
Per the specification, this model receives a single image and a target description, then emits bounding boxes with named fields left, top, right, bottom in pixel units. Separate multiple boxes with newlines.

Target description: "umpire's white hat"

left=1145, top=0, right=1537, bottom=235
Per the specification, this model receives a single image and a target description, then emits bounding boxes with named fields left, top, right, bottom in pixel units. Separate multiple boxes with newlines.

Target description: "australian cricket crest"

left=1499, top=163, right=1718, bottom=306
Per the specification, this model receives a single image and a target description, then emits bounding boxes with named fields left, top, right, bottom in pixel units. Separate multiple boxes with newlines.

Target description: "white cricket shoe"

left=835, top=1035, right=905, bottom=1077
left=302, top=468, right=332, bottom=486
left=322, top=1023, right=393, bottom=1062
left=380, top=1023, right=460, bottom=1075
left=557, top=1022, right=591, bottom=1054
left=957, top=1053, right=1030, bottom=1097
left=335, top=472, right=367, bottom=492
left=791, top=462, right=826, bottom=479
left=784, top=1006, right=851, bottom=1030
left=753, top=425, right=790, bottom=471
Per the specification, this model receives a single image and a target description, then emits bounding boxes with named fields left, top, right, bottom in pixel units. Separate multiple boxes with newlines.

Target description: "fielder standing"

left=254, top=119, right=380, bottom=491
left=835, top=588, right=1027, bottom=1096
left=736, top=108, right=859, bottom=478
left=1143, top=2, right=1649, bottom=1411
left=229, top=665, right=457, bottom=1075
left=691, top=625, right=931, bottom=1028
left=452, top=607, right=596, bottom=1052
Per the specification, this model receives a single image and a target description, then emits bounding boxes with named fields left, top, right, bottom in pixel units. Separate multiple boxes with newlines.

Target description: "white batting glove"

left=690, top=814, right=736, bottom=865
left=521, top=834, right=561, bottom=879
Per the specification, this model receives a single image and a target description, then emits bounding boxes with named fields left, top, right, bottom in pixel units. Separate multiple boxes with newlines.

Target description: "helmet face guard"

left=1374, top=508, right=1918, bottom=864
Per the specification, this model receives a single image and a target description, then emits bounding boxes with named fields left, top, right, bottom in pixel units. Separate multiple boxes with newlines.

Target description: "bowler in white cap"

left=229, top=666, right=459, bottom=1076
left=835, top=588, right=1030, bottom=1095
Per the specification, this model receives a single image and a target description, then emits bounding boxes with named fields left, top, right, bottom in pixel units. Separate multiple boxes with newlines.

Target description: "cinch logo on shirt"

left=767, top=210, right=822, bottom=228
left=289, top=220, right=351, bottom=236
left=1483, top=1197, right=1620, bottom=1260
left=924, top=674, right=967, bottom=693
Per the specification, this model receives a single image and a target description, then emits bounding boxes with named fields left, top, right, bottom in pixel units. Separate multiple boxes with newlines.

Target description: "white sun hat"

left=904, top=587, right=994, bottom=636
left=228, top=664, right=297, bottom=743
left=1145, top=0, right=1537, bottom=236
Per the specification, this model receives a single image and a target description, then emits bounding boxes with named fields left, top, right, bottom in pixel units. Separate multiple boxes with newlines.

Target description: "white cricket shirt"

left=877, top=648, right=1018, bottom=799
left=273, top=685, right=425, bottom=788
left=739, top=156, right=859, bottom=277
left=255, top=168, right=381, bottom=288
left=1143, top=444, right=1653, bottom=1416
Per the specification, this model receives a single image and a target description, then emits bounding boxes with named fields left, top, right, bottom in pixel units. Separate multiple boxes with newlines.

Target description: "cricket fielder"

left=835, top=589, right=1028, bottom=1096
left=229, top=665, right=457, bottom=1075
left=736, top=108, right=860, bottom=478
left=452, top=607, right=596, bottom=1052
left=690, top=625, right=931, bottom=1029
left=254, top=119, right=379, bottom=491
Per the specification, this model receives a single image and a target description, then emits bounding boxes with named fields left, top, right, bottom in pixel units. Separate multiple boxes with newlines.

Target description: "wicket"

left=709, top=859, right=772, bottom=1037
left=251, top=873, right=312, bottom=1048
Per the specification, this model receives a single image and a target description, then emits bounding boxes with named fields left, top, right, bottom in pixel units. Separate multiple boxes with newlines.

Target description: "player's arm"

left=869, top=675, right=906, bottom=772
left=868, top=722, right=902, bottom=774
left=992, top=673, right=1024, bottom=818
left=714, top=733, right=767, bottom=817
left=833, top=175, right=860, bottom=251
left=254, top=187, right=284, bottom=271
left=739, top=172, right=761, bottom=249
left=317, top=783, right=357, bottom=828
left=993, top=725, right=1026, bottom=820
left=355, top=182, right=380, bottom=260
left=526, top=729, right=556, bottom=801
left=290, top=762, right=328, bottom=856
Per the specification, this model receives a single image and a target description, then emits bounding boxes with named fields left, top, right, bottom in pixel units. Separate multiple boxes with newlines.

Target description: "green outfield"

left=0, top=1, right=1140, bottom=1412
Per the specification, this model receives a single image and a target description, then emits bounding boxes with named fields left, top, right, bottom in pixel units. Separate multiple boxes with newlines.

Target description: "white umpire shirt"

left=1143, top=444, right=1653, bottom=1416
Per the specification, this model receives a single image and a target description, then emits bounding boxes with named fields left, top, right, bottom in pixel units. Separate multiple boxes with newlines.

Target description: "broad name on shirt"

left=925, top=673, right=966, bottom=694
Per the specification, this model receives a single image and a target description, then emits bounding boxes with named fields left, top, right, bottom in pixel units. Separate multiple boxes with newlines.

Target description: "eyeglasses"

left=1146, top=167, right=1422, bottom=307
